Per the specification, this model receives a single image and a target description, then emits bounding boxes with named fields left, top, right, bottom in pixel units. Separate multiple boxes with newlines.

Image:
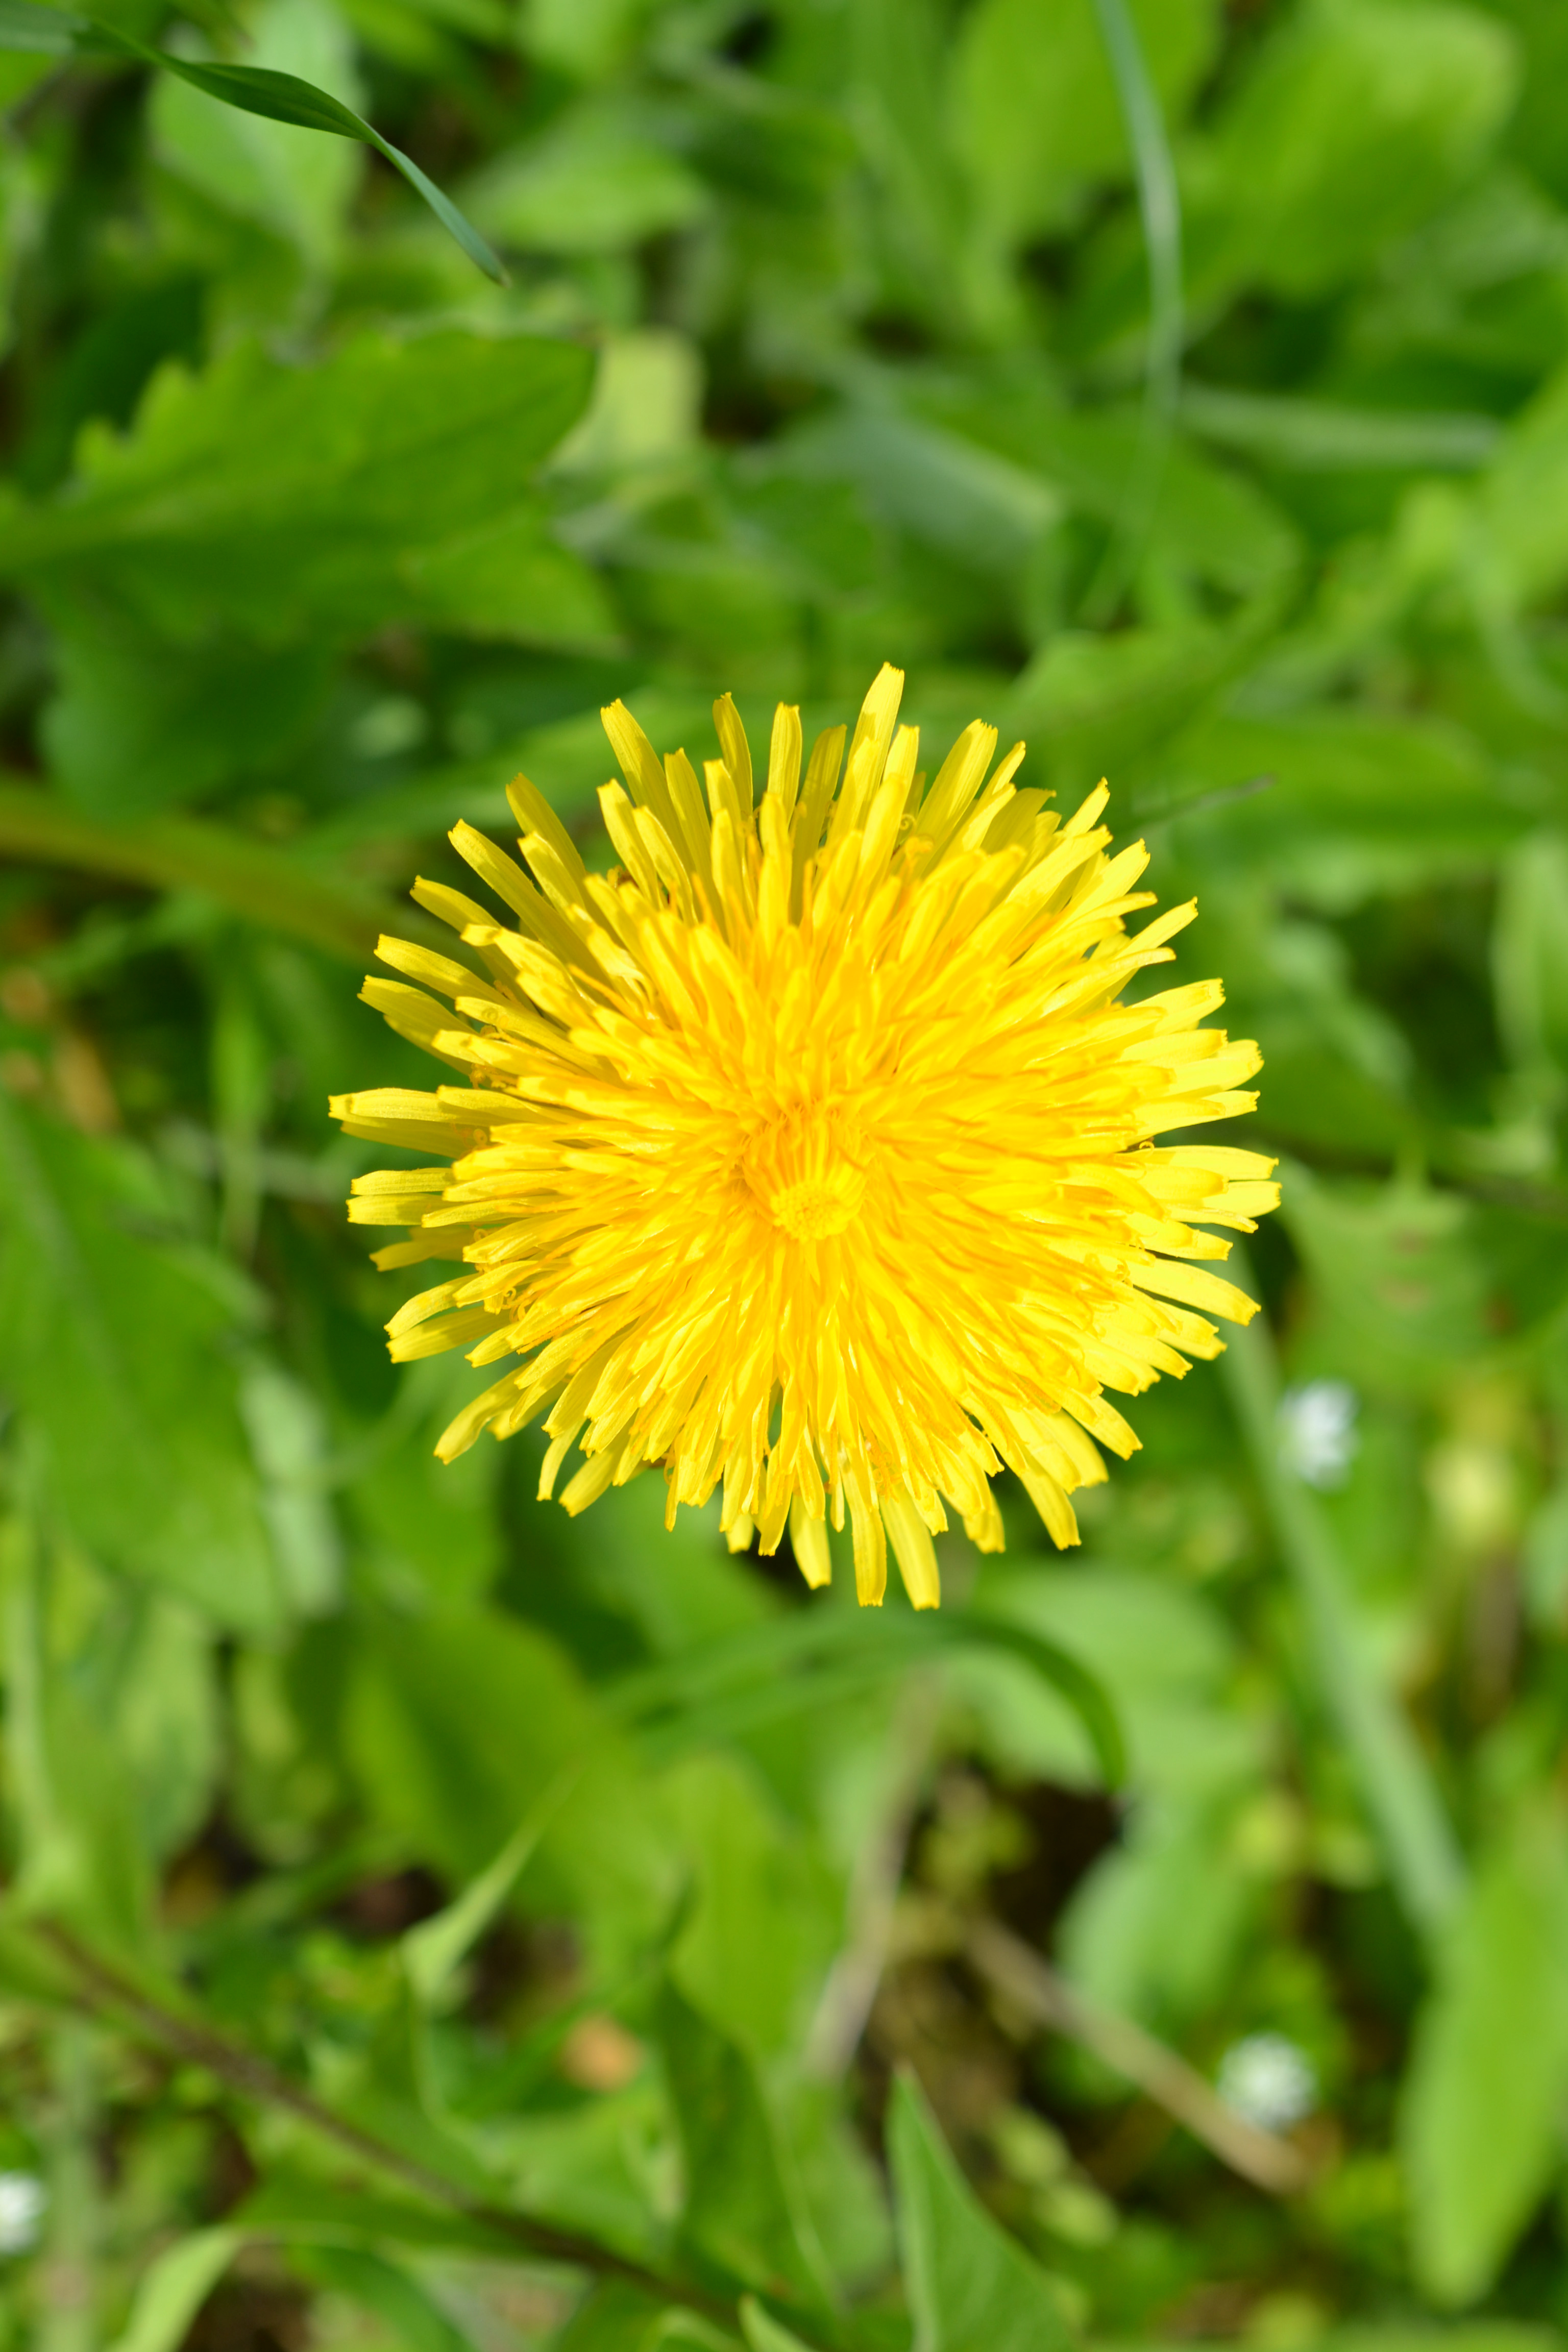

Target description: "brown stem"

left=38, top=1922, right=741, bottom=2326
left=966, top=1918, right=1310, bottom=2197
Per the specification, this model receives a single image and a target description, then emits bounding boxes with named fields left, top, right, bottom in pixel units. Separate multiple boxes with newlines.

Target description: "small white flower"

left=0, top=2173, right=47, bottom=2256
left=1278, top=1380, right=1360, bottom=1489
left=1217, top=2032, right=1317, bottom=2131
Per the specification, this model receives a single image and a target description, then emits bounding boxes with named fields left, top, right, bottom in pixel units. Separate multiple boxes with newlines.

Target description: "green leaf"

left=110, top=1593, right=222, bottom=1860
left=740, top=2297, right=818, bottom=2352
left=402, top=1767, right=578, bottom=2007
left=0, top=1096, right=283, bottom=1630
left=1181, top=383, right=1500, bottom=475
left=344, top=1605, right=672, bottom=1949
left=68, top=10, right=508, bottom=282
left=1401, top=1815, right=1568, bottom=2304
left=554, top=2284, right=741, bottom=2352
left=106, top=2227, right=244, bottom=2352
left=888, top=2069, right=1072, bottom=2352
left=0, top=0, right=81, bottom=54
left=665, top=1754, right=839, bottom=2057
left=608, top=1602, right=1125, bottom=1791
left=40, top=621, right=331, bottom=814
left=0, top=329, right=602, bottom=652
left=1159, top=705, right=1521, bottom=907
left=949, top=0, right=1218, bottom=243
left=1004, top=596, right=1284, bottom=803
left=2, top=1511, right=157, bottom=1947
left=1191, top=0, right=1519, bottom=303
left=1282, top=1160, right=1568, bottom=1383
left=149, top=0, right=364, bottom=271
left=230, top=2173, right=522, bottom=2256
left=290, top=2243, right=477, bottom=2352
left=1219, top=1273, right=1467, bottom=1949
left=1493, top=829, right=1568, bottom=1082
left=467, top=100, right=709, bottom=255
left=656, top=1982, right=834, bottom=2312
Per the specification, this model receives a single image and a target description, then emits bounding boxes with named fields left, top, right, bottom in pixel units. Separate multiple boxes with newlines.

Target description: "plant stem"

left=0, top=781, right=390, bottom=964
left=1220, top=1281, right=1466, bottom=1949
left=36, top=2020, right=100, bottom=2352
left=968, top=1920, right=1309, bottom=2196
left=37, top=1922, right=741, bottom=2331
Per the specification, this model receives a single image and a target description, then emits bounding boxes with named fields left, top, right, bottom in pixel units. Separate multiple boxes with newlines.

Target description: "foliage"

left=3, top=1, right=1568, bottom=2347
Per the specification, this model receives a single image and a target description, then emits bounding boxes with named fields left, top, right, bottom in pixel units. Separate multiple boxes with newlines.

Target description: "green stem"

left=1220, top=1276, right=1466, bottom=1950
left=36, top=2021, right=100, bottom=2352
left=0, top=781, right=390, bottom=964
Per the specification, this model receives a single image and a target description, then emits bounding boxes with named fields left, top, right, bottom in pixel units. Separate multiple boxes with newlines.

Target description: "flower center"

left=743, top=1107, right=869, bottom=1242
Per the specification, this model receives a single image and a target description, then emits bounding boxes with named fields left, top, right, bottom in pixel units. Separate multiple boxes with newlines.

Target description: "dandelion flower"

left=332, top=665, right=1278, bottom=1608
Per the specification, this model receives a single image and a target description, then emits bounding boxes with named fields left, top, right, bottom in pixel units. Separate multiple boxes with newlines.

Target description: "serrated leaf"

left=0, top=329, right=602, bottom=650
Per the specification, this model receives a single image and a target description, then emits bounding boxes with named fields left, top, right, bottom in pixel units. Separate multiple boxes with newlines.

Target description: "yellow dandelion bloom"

left=332, top=665, right=1278, bottom=1609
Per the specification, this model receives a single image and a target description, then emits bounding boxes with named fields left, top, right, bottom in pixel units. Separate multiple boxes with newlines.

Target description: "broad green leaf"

left=0, top=329, right=602, bottom=649
left=1190, top=0, right=1519, bottom=303
left=606, top=1601, right=1125, bottom=1791
left=344, top=1605, right=672, bottom=1956
left=1057, top=1793, right=1255, bottom=2030
left=0, top=0, right=80, bottom=54
left=949, top=0, right=1218, bottom=241
left=1523, top=1485, right=1568, bottom=1631
left=1161, top=706, right=1521, bottom=907
left=554, top=2283, right=741, bottom=2352
left=1402, top=1817, right=1568, bottom=2304
left=1283, top=1160, right=1568, bottom=1384
left=959, top=1564, right=1251, bottom=1800
left=782, top=407, right=1062, bottom=573
left=110, top=1593, right=220, bottom=1859
left=740, top=2298, right=817, bottom=2352
left=2, top=1512, right=156, bottom=1947
left=467, top=101, right=709, bottom=254
left=0, top=1096, right=283, bottom=1629
left=1005, top=604, right=1276, bottom=801
left=665, top=1753, right=839, bottom=2057
left=39, top=621, right=331, bottom=814
left=656, top=1983, right=833, bottom=2313
left=239, top=1358, right=343, bottom=1618
left=520, top=0, right=651, bottom=78
left=888, top=2069, right=1072, bottom=2352
left=291, top=2243, right=477, bottom=2352
left=911, top=381, right=1301, bottom=598
left=107, top=2227, right=244, bottom=2352
left=1474, top=364, right=1568, bottom=610
left=345, top=1360, right=503, bottom=1609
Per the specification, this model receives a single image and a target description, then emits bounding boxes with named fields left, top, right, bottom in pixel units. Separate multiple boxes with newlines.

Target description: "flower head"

left=333, top=666, right=1277, bottom=1608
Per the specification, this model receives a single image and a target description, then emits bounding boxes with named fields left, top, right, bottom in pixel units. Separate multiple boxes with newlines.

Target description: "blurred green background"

left=5, top=0, right=1568, bottom=2346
